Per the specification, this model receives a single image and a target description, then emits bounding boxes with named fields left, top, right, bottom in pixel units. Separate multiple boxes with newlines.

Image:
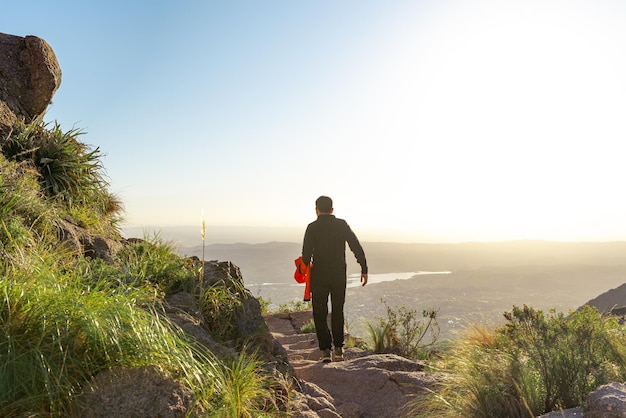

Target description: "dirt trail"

left=264, top=311, right=439, bottom=418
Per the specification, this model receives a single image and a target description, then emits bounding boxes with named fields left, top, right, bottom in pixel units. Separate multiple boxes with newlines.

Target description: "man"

left=302, top=196, right=368, bottom=363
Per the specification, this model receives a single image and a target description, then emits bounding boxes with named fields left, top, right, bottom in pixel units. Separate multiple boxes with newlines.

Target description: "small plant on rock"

left=298, top=318, right=316, bottom=334
left=364, top=299, right=440, bottom=359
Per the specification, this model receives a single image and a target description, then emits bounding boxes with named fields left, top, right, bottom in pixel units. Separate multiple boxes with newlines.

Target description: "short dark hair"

left=316, top=196, right=333, bottom=213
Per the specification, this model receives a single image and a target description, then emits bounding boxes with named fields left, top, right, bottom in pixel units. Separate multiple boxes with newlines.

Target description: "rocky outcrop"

left=265, top=310, right=445, bottom=417
left=0, top=32, right=61, bottom=137
left=57, top=219, right=123, bottom=263
left=76, top=259, right=294, bottom=417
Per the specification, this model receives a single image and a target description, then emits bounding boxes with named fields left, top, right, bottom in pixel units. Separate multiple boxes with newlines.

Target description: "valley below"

left=177, top=240, right=626, bottom=341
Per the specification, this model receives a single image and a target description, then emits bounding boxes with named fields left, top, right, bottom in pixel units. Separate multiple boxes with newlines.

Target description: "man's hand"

left=361, top=273, right=368, bottom=286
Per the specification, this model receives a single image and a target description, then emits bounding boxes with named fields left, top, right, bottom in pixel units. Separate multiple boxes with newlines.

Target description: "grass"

left=2, top=118, right=123, bottom=236
left=0, top=247, right=205, bottom=415
left=277, top=300, right=311, bottom=313
left=298, top=318, right=316, bottom=334
left=208, top=350, right=274, bottom=418
left=114, top=233, right=200, bottom=294
left=0, top=119, right=290, bottom=417
left=0, top=234, right=290, bottom=417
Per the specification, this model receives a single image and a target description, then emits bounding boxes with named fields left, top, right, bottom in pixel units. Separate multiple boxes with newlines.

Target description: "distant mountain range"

left=176, top=239, right=626, bottom=282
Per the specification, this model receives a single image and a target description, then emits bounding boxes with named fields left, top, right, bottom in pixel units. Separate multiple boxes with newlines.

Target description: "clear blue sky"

left=5, top=1, right=626, bottom=242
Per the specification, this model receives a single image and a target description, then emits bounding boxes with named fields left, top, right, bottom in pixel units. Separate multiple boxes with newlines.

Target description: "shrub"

left=364, top=299, right=439, bottom=359
left=499, top=305, right=626, bottom=412
left=417, top=305, right=626, bottom=417
left=255, top=295, right=269, bottom=314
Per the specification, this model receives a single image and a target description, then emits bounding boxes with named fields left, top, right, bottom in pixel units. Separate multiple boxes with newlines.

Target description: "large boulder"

left=0, top=32, right=61, bottom=136
left=586, top=382, right=626, bottom=418
left=74, top=366, right=196, bottom=418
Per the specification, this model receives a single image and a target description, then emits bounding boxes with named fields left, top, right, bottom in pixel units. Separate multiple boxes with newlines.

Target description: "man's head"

left=315, top=196, right=333, bottom=214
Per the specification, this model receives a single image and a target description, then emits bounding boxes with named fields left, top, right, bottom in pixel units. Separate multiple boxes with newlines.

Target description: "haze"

left=6, top=1, right=626, bottom=243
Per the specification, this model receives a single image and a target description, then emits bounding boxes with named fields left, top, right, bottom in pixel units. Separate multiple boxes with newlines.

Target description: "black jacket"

left=302, top=214, right=368, bottom=279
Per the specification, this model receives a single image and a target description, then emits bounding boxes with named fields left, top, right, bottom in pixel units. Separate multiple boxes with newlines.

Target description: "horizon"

left=122, top=224, right=626, bottom=248
left=6, top=1, right=626, bottom=243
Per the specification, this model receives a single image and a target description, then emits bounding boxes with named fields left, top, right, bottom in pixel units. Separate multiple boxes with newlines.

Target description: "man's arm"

left=345, top=222, right=368, bottom=275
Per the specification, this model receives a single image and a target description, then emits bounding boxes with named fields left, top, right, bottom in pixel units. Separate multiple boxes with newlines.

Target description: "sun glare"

left=339, top=1, right=626, bottom=242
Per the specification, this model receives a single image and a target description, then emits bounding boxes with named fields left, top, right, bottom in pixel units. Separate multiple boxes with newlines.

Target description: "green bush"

left=418, top=305, right=626, bottom=417
left=500, top=305, right=626, bottom=413
left=256, top=295, right=272, bottom=314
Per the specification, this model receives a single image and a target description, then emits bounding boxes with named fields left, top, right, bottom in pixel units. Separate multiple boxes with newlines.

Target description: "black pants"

left=310, top=275, right=347, bottom=350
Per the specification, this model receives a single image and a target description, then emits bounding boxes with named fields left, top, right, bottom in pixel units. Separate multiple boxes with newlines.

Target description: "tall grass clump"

left=2, top=119, right=123, bottom=235
left=114, top=234, right=200, bottom=294
left=417, top=305, right=626, bottom=417
left=207, top=350, right=274, bottom=418
left=0, top=154, right=56, bottom=252
left=201, top=281, right=247, bottom=343
left=364, top=299, right=440, bottom=359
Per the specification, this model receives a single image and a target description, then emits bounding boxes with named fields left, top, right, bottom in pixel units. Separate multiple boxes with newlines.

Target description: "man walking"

left=302, top=196, right=368, bottom=362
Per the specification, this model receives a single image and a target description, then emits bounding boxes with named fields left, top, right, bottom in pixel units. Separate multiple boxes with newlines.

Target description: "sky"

left=4, top=0, right=626, bottom=243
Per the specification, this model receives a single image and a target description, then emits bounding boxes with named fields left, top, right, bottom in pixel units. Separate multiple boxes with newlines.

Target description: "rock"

left=537, top=408, right=584, bottom=418
left=294, top=354, right=436, bottom=417
left=75, top=366, right=196, bottom=418
left=0, top=32, right=61, bottom=136
left=163, top=291, right=237, bottom=359
left=336, top=401, right=365, bottom=418
left=586, top=382, right=626, bottom=418
left=201, top=261, right=291, bottom=362
left=317, top=409, right=342, bottom=418
left=265, top=311, right=446, bottom=417
left=57, top=219, right=122, bottom=262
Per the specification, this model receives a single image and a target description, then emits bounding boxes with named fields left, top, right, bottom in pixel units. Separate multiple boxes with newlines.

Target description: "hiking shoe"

left=320, top=349, right=332, bottom=363
left=332, top=347, right=344, bottom=362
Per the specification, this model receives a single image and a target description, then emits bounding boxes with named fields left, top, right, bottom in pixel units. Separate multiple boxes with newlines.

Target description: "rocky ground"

left=264, top=311, right=444, bottom=418
left=266, top=311, right=626, bottom=418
